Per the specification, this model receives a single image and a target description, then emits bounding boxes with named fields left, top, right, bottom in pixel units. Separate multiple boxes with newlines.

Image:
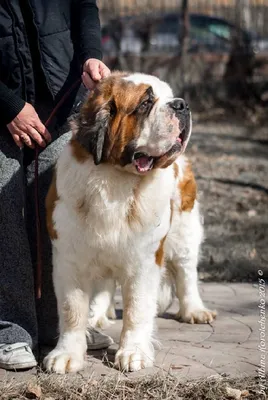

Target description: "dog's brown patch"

left=63, top=300, right=80, bottom=329
left=155, top=200, right=174, bottom=267
left=65, top=359, right=71, bottom=373
left=79, top=75, right=157, bottom=166
left=173, top=163, right=179, bottom=179
left=179, top=162, right=197, bottom=212
left=170, top=199, right=174, bottom=224
left=45, top=172, right=59, bottom=240
left=77, top=197, right=89, bottom=217
left=127, top=182, right=142, bottom=227
left=102, top=81, right=152, bottom=164
left=155, top=237, right=166, bottom=267
left=70, top=138, right=89, bottom=163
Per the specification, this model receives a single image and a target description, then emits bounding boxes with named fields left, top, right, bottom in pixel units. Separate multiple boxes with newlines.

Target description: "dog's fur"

left=44, top=73, right=216, bottom=374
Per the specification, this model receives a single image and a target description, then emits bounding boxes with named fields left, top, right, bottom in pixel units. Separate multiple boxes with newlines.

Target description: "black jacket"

left=0, top=0, right=102, bottom=127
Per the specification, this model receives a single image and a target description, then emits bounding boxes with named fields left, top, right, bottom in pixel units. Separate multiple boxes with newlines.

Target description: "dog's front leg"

left=44, top=255, right=89, bottom=374
left=115, top=263, right=161, bottom=372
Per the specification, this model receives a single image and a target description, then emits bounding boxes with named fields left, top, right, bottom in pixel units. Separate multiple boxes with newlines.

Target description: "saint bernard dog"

left=44, top=72, right=216, bottom=374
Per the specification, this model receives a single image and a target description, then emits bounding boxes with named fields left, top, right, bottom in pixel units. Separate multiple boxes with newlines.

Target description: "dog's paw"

left=177, top=307, right=217, bottom=324
left=98, top=316, right=115, bottom=329
left=107, top=303, right=117, bottom=320
left=88, top=315, right=115, bottom=330
left=43, top=348, right=85, bottom=374
left=114, top=343, right=154, bottom=372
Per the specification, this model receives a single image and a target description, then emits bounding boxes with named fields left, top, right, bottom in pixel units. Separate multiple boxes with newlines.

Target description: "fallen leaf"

left=249, top=248, right=257, bottom=259
left=226, top=386, right=242, bottom=399
left=248, top=209, right=257, bottom=218
left=170, top=364, right=183, bottom=370
left=26, top=383, right=42, bottom=399
left=226, top=386, right=249, bottom=399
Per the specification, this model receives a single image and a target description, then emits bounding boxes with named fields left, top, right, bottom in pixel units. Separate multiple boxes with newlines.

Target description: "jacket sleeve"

left=0, top=81, right=25, bottom=125
left=75, top=0, right=103, bottom=66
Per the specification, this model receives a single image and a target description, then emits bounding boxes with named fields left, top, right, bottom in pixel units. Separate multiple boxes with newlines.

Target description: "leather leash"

left=35, top=78, right=81, bottom=299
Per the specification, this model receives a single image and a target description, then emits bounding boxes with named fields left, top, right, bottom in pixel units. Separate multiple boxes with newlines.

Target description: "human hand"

left=7, top=102, right=51, bottom=149
left=82, top=58, right=111, bottom=90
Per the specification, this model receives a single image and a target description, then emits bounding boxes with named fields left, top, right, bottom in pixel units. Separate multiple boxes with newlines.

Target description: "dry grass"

left=0, top=372, right=266, bottom=400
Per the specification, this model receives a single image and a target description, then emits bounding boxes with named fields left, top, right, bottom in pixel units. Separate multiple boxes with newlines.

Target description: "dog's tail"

left=157, top=269, right=175, bottom=315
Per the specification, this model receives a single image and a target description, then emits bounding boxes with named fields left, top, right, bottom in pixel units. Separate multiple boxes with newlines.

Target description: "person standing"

left=0, top=0, right=112, bottom=370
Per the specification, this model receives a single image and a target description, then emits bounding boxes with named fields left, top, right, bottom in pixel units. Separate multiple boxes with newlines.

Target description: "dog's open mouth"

left=133, top=130, right=188, bottom=173
left=176, top=128, right=187, bottom=145
left=133, top=152, right=154, bottom=173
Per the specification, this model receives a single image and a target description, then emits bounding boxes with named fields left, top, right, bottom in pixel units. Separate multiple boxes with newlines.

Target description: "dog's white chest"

left=55, top=151, right=174, bottom=275
left=76, top=173, right=171, bottom=273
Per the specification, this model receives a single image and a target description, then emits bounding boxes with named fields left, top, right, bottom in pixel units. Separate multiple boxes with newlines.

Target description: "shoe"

left=86, top=327, right=114, bottom=350
left=0, top=343, right=37, bottom=370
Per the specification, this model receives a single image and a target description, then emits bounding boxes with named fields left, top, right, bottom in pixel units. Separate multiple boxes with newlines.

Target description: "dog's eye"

left=142, top=101, right=149, bottom=107
left=138, top=99, right=151, bottom=111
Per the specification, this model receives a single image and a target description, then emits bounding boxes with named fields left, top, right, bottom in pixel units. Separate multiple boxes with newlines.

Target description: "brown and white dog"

left=44, top=72, right=216, bottom=374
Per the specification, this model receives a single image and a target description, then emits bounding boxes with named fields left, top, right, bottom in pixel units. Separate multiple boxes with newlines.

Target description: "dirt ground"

left=189, top=115, right=268, bottom=282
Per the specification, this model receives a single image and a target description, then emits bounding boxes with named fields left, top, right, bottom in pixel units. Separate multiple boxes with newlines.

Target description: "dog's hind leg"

left=157, top=269, right=175, bottom=315
left=88, top=278, right=116, bottom=329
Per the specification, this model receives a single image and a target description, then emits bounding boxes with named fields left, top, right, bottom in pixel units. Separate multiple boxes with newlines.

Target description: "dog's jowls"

left=44, top=72, right=216, bottom=374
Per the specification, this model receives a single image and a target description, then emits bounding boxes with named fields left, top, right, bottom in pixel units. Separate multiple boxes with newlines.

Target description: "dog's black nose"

left=169, top=98, right=188, bottom=112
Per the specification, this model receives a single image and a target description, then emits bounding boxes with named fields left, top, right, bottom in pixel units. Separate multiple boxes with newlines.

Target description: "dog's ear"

left=85, top=107, right=110, bottom=165
left=76, top=98, right=111, bottom=165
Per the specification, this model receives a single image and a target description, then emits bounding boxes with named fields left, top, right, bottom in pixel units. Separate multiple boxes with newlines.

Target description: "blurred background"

left=97, top=0, right=268, bottom=282
left=98, top=0, right=268, bottom=115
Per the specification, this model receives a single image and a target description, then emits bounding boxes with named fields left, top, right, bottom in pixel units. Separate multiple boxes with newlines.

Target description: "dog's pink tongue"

left=134, top=156, right=152, bottom=172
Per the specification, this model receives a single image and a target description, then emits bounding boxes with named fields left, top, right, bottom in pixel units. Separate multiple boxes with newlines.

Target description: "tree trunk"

left=224, top=0, right=256, bottom=107
left=179, top=0, right=190, bottom=97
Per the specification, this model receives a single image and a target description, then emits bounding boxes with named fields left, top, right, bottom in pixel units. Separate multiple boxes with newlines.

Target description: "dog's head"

left=75, top=72, right=191, bottom=174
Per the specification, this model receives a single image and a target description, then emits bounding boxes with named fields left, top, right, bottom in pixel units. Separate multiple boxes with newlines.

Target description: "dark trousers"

left=0, top=126, right=71, bottom=349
